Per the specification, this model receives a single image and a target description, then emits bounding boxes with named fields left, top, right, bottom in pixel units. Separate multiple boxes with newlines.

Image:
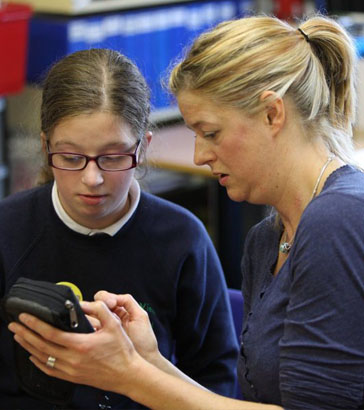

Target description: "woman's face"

left=45, top=111, right=143, bottom=229
left=177, top=90, right=276, bottom=204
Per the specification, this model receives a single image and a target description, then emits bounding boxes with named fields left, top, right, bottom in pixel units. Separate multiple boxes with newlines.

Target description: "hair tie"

left=297, top=27, right=310, bottom=43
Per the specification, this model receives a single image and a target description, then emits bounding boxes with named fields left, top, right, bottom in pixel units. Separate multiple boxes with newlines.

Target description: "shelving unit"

left=7, top=0, right=196, bottom=15
left=25, top=1, right=242, bottom=113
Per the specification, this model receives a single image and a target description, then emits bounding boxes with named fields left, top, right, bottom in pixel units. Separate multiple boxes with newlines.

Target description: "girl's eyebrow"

left=52, top=140, right=132, bottom=150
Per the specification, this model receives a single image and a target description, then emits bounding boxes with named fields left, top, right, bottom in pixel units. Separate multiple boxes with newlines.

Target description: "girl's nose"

left=81, top=160, right=104, bottom=186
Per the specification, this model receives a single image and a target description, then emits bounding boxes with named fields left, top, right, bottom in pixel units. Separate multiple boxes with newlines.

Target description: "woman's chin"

left=225, top=188, right=247, bottom=203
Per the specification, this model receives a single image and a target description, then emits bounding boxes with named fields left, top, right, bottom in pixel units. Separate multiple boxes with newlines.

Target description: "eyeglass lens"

left=52, top=154, right=134, bottom=171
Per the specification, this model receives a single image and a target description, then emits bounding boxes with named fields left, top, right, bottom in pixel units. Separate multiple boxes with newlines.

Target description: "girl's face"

left=177, top=90, right=277, bottom=204
left=45, top=111, right=145, bottom=229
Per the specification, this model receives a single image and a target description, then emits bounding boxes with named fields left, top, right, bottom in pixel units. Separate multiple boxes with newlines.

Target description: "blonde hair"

left=169, top=15, right=358, bottom=163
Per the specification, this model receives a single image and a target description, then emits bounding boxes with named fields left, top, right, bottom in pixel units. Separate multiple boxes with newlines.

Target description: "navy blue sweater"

left=0, top=183, right=238, bottom=409
left=238, top=166, right=364, bottom=409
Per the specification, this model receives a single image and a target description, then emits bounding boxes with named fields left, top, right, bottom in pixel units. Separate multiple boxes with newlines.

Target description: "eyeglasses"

left=47, top=140, right=141, bottom=172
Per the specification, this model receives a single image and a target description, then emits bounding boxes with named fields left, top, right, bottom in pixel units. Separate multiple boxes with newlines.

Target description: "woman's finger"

left=9, top=321, right=66, bottom=358
left=28, top=354, right=74, bottom=382
left=10, top=325, right=77, bottom=378
left=93, top=292, right=147, bottom=325
left=108, top=294, right=149, bottom=321
left=85, top=314, right=101, bottom=330
left=79, top=301, right=124, bottom=331
left=13, top=333, right=53, bottom=364
left=16, top=301, right=116, bottom=348
left=93, top=290, right=118, bottom=310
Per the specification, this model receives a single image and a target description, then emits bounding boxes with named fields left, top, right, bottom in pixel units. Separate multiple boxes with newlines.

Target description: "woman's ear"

left=145, top=131, right=152, bottom=146
left=260, top=91, right=285, bottom=135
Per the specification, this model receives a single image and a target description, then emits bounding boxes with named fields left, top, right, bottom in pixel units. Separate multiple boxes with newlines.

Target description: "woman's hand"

left=8, top=300, right=142, bottom=395
left=93, top=291, right=160, bottom=365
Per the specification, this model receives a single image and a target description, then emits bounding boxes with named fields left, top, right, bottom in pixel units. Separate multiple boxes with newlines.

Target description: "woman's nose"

left=81, top=160, right=104, bottom=186
left=193, top=138, right=214, bottom=167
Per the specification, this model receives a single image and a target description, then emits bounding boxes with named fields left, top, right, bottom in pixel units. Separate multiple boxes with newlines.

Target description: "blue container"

left=27, top=1, right=242, bottom=112
left=355, top=37, right=364, bottom=57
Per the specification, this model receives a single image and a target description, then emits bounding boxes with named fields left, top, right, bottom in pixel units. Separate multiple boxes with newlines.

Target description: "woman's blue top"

left=238, top=165, right=364, bottom=409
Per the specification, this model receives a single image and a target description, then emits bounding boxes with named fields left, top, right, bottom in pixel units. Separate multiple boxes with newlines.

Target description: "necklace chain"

left=279, top=155, right=335, bottom=254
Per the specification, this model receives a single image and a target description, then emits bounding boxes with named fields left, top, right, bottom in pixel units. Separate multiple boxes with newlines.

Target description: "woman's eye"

left=194, top=131, right=218, bottom=139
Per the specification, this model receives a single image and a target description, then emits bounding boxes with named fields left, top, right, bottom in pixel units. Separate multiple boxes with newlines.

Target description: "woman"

left=0, top=48, right=238, bottom=409
left=8, top=14, right=364, bottom=409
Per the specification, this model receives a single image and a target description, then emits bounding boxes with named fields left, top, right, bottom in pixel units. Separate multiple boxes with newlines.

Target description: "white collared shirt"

left=51, top=179, right=141, bottom=236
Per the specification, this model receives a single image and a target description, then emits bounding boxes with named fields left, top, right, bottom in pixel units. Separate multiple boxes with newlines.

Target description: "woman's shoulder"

left=323, top=164, right=364, bottom=195
left=302, top=165, right=364, bottom=227
left=293, top=166, right=364, bottom=267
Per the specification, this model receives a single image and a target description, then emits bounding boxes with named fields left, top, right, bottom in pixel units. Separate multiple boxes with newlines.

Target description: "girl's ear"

left=40, top=132, right=47, bottom=153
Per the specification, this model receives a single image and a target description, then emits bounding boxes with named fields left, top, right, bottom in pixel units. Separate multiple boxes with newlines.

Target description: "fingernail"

left=8, top=323, right=16, bottom=332
left=80, top=301, right=90, bottom=309
left=18, top=313, right=30, bottom=324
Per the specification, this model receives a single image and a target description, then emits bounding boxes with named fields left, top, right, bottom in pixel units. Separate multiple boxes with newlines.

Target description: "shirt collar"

left=51, top=179, right=140, bottom=236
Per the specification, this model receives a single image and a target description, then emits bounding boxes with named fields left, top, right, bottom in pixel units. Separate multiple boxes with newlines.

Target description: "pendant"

left=279, top=242, right=291, bottom=254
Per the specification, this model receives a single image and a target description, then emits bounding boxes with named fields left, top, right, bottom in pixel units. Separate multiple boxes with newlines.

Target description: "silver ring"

left=46, top=355, right=56, bottom=368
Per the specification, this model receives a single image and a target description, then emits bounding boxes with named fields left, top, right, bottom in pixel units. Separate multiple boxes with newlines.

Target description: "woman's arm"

left=92, top=291, right=209, bottom=387
left=8, top=295, right=281, bottom=410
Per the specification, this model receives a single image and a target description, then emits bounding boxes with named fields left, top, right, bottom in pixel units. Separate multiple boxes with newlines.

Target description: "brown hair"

left=38, top=48, right=151, bottom=184
left=169, top=15, right=358, bottom=164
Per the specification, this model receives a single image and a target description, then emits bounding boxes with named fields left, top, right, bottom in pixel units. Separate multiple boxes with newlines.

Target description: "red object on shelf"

left=0, top=2, right=32, bottom=96
left=273, top=0, right=304, bottom=20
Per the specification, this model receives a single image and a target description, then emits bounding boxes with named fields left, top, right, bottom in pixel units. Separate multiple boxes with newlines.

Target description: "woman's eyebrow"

left=187, top=120, right=218, bottom=131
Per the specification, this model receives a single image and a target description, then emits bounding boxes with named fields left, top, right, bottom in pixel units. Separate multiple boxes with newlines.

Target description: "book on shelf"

left=26, top=1, right=241, bottom=112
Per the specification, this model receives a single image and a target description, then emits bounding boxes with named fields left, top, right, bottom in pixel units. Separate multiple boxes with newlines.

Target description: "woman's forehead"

left=177, top=90, right=238, bottom=129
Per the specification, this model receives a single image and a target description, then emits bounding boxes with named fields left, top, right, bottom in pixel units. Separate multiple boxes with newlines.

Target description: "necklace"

left=279, top=155, right=335, bottom=254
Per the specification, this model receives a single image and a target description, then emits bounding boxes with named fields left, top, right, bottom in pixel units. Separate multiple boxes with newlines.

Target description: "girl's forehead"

left=51, top=112, right=136, bottom=147
left=55, top=111, right=126, bottom=129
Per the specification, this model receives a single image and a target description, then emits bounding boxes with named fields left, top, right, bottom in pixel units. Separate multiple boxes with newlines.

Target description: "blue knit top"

left=238, top=165, right=364, bottom=409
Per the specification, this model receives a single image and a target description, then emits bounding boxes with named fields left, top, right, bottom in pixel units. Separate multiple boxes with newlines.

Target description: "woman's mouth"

left=218, top=174, right=229, bottom=186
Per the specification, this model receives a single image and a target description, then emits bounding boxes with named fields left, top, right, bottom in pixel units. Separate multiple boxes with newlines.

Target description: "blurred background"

left=1, top=0, right=363, bottom=288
